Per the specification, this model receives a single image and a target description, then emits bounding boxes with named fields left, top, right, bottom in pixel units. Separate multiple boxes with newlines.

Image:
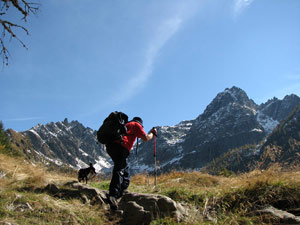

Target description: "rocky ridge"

left=6, top=86, right=300, bottom=174
left=129, top=87, right=300, bottom=174
left=7, top=118, right=111, bottom=172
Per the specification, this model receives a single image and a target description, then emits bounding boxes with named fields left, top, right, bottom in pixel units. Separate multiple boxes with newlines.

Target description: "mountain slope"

left=129, top=86, right=300, bottom=174
left=258, top=106, right=300, bottom=169
left=204, top=106, right=300, bottom=174
left=7, top=119, right=111, bottom=172
left=6, top=86, right=300, bottom=174
left=179, top=87, right=264, bottom=169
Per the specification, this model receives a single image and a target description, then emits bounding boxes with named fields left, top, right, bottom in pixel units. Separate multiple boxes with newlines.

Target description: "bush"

left=0, top=121, right=10, bottom=149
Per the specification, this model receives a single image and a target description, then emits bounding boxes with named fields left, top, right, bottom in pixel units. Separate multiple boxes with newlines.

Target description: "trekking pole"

left=153, top=134, right=157, bottom=186
left=151, top=127, right=158, bottom=186
left=153, top=135, right=157, bottom=186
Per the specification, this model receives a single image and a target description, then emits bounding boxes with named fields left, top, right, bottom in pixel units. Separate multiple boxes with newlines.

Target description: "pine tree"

left=0, top=121, right=10, bottom=150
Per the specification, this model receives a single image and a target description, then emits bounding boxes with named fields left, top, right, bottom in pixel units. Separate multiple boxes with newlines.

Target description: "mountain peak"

left=258, top=94, right=300, bottom=122
left=282, top=94, right=300, bottom=103
left=202, top=86, right=256, bottom=118
left=63, top=118, right=69, bottom=126
left=223, top=86, right=253, bottom=104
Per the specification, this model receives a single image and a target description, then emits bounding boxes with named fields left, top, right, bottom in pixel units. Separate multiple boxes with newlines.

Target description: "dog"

left=78, top=163, right=96, bottom=184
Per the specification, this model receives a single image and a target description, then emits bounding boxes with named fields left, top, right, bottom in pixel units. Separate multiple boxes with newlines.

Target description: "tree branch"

left=0, top=19, right=29, bottom=66
left=0, top=0, right=40, bottom=67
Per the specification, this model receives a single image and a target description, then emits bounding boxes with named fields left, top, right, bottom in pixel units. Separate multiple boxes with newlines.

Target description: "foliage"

left=0, top=123, right=24, bottom=157
left=0, top=121, right=10, bottom=147
left=217, top=167, right=235, bottom=177
left=204, top=143, right=262, bottom=174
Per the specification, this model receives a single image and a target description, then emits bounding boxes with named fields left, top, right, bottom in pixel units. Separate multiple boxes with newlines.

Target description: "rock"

left=0, top=170, right=7, bottom=179
left=91, top=195, right=105, bottom=206
left=64, top=181, right=107, bottom=205
left=118, top=192, right=187, bottom=224
left=257, top=206, right=300, bottom=224
left=44, top=183, right=60, bottom=194
left=121, top=201, right=152, bottom=225
left=40, top=182, right=188, bottom=224
left=4, top=222, right=18, bottom=225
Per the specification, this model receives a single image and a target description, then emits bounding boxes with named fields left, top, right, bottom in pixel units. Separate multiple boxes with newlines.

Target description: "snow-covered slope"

left=21, top=119, right=111, bottom=172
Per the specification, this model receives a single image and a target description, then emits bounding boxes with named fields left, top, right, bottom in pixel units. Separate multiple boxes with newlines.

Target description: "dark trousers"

left=106, top=142, right=130, bottom=199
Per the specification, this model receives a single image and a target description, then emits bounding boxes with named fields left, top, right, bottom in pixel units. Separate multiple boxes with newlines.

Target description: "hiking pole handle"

left=151, top=127, right=158, bottom=137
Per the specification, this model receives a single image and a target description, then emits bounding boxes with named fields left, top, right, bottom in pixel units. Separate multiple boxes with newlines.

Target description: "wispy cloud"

left=111, top=16, right=183, bottom=105
left=109, top=0, right=200, bottom=106
left=233, top=0, right=255, bottom=19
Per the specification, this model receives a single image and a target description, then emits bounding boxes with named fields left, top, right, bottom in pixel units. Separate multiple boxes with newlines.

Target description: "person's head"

left=132, top=117, right=143, bottom=127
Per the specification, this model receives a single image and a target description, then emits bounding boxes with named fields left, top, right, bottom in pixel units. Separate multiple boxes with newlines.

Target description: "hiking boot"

left=122, top=189, right=130, bottom=195
left=108, top=196, right=118, bottom=210
left=118, top=189, right=130, bottom=198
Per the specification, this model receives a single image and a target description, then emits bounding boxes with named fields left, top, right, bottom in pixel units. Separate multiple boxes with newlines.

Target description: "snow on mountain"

left=129, top=86, right=300, bottom=174
left=256, top=110, right=279, bottom=134
left=8, top=87, right=300, bottom=175
left=129, top=120, right=193, bottom=174
left=20, top=119, right=112, bottom=172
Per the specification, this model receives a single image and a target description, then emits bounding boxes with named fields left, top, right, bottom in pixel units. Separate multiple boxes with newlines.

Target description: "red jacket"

left=121, top=121, right=146, bottom=151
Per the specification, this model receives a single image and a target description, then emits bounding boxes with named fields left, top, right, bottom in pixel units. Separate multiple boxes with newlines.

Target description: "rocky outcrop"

left=37, top=181, right=188, bottom=225
left=257, top=206, right=300, bottom=224
left=118, top=192, right=187, bottom=224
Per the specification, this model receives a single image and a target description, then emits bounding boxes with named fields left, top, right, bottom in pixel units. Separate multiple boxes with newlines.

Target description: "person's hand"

left=150, top=127, right=157, bottom=136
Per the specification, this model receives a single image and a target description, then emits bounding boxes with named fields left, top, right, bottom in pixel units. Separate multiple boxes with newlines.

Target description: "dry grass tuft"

left=2, top=151, right=300, bottom=224
left=0, top=154, right=75, bottom=190
left=0, top=153, right=108, bottom=224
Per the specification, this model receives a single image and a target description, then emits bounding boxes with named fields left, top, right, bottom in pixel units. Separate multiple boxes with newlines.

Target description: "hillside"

left=6, top=119, right=111, bottom=173
left=1, top=121, right=300, bottom=224
left=258, top=105, right=300, bottom=169
left=204, top=106, right=300, bottom=175
left=1, top=152, right=300, bottom=224
left=3, top=86, right=300, bottom=176
left=130, top=87, right=300, bottom=174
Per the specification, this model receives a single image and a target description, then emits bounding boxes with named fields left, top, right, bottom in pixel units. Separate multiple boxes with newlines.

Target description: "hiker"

left=106, top=116, right=157, bottom=210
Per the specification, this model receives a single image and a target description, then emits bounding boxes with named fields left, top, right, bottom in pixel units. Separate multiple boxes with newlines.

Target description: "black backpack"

left=97, top=111, right=129, bottom=144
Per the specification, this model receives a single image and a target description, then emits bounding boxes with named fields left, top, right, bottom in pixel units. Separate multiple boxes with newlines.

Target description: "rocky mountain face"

left=7, top=119, right=111, bottom=172
left=6, top=86, right=300, bottom=174
left=129, top=86, right=300, bottom=174
left=258, top=105, right=300, bottom=169
left=204, top=105, right=300, bottom=174
left=130, top=120, right=193, bottom=174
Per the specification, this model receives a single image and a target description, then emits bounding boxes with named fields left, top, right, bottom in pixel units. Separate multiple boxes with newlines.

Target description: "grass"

left=0, top=153, right=110, bottom=225
left=128, top=169, right=300, bottom=224
left=1, top=152, right=300, bottom=224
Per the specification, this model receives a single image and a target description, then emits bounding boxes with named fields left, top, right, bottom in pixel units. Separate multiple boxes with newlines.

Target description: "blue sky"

left=1, top=0, right=300, bottom=132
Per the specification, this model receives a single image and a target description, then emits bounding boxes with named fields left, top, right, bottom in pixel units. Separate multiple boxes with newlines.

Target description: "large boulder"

left=38, top=181, right=188, bottom=225
left=118, top=192, right=187, bottom=225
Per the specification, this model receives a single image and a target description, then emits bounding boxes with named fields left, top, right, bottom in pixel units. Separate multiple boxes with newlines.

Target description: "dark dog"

left=78, top=163, right=96, bottom=184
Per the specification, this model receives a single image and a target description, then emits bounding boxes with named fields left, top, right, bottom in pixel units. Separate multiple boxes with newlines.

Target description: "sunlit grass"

left=2, top=152, right=300, bottom=224
left=0, top=153, right=109, bottom=225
